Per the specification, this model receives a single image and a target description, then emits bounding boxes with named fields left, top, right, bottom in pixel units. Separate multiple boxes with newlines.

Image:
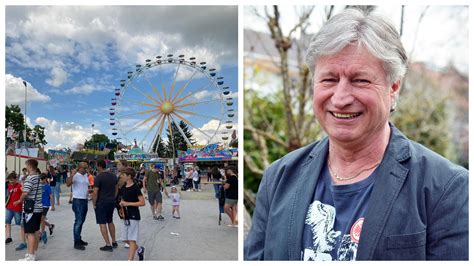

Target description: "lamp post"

left=22, top=81, right=28, bottom=143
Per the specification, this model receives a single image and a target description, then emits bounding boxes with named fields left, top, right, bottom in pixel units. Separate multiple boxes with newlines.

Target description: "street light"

left=22, top=80, right=27, bottom=143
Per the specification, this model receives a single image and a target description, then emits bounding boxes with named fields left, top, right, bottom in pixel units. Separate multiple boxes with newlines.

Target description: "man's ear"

left=390, top=80, right=401, bottom=112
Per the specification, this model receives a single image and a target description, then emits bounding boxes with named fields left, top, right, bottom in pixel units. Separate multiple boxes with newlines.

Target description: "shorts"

left=225, top=198, right=238, bottom=206
left=6, top=209, right=22, bottom=225
left=42, top=207, right=50, bottom=217
left=121, top=219, right=140, bottom=242
left=23, top=212, right=42, bottom=233
left=95, top=201, right=115, bottom=224
left=148, top=190, right=162, bottom=204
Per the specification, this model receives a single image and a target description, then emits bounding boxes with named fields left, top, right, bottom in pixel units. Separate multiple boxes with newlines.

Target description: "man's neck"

left=328, top=123, right=391, bottom=180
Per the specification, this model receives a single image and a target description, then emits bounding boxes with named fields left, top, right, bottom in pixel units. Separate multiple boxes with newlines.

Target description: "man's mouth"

left=330, top=112, right=362, bottom=119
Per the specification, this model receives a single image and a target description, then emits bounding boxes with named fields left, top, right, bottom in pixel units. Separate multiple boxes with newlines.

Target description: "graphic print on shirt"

left=303, top=201, right=362, bottom=261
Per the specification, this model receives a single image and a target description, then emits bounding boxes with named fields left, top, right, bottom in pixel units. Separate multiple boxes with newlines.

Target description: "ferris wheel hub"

left=161, top=101, right=174, bottom=114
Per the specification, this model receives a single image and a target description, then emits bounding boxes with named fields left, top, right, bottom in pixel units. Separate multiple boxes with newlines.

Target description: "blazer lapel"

left=287, top=138, right=329, bottom=259
left=356, top=127, right=410, bottom=260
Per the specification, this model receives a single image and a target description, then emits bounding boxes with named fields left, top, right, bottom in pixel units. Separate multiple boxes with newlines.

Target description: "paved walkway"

left=5, top=183, right=238, bottom=261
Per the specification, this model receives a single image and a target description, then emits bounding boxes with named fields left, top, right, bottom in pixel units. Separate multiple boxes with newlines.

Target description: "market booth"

left=115, top=146, right=167, bottom=170
left=177, top=143, right=238, bottom=174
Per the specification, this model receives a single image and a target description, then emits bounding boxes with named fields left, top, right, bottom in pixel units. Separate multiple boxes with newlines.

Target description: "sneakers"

left=124, top=243, right=130, bottom=248
left=6, top=237, right=12, bottom=244
left=112, top=242, right=118, bottom=248
left=41, top=231, right=48, bottom=244
left=74, top=240, right=87, bottom=250
left=19, top=253, right=35, bottom=261
left=15, top=242, right=27, bottom=251
left=157, top=215, right=164, bottom=220
left=74, top=244, right=86, bottom=250
left=99, top=245, right=113, bottom=252
left=137, top=246, right=145, bottom=261
left=49, top=224, right=55, bottom=235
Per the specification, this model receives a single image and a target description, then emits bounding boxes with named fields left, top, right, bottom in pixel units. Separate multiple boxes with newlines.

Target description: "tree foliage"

left=84, top=134, right=110, bottom=150
left=5, top=104, right=47, bottom=146
left=150, top=120, right=196, bottom=158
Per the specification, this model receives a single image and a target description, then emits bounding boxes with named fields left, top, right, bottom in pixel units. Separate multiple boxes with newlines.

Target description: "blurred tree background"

left=243, top=5, right=468, bottom=234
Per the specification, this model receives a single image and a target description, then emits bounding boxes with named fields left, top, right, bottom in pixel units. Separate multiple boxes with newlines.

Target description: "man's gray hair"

left=306, top=8, right=408, bottom=84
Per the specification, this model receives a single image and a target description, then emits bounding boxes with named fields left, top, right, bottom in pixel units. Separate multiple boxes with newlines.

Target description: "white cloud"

left=45, top=66, right=68, bottom=87
left=35, top=117, right=97, bottom=151
left=6, top=6, right=237, bottom=87
left=64, top=83, right=113, bottom=95
left=5, top=74, right=51, bottom=107
left=190, top=119, right=237, bottom=145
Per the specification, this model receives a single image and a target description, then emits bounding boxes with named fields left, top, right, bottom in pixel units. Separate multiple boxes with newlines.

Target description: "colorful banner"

left=178, top=144, right=238, bottom=162
left=114, top=152, right=160, bottom=161
left=48, top=149, right=70, bottom=164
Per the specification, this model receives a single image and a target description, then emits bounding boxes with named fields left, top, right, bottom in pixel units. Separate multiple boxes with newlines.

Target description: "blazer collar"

left=356, top=123, right=411, bottom=260
left=288, top=137, right=329, bottom=259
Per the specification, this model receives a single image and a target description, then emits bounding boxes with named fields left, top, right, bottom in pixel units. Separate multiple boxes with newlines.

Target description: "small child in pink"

left=168, top=186, right=181, bottom=219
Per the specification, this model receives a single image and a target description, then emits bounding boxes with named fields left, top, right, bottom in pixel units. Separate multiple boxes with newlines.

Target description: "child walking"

left=167, top=186, right=181, bottom=219
left=5, top=172, right=25, bottom=246
left=40, top=174, right=55, bottom=244
left=118, top=167, right=145, bottom=260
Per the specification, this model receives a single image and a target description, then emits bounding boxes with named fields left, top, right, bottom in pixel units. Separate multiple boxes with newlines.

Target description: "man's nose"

left=331, top=79, right=354, bottom=109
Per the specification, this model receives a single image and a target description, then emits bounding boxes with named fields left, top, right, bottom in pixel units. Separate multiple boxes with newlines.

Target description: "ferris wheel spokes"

left=142, top=75, right=165, bottom=103
left=174, top=98, right=221, bottom=109
left=174, top=109, right=221, bottom=121
left=149, top=114, right=167, bottom=153
left=130, top=83, right=162, bottom=106
left=172, top=112, right=213, bottom=141
left=170, top=68, right=200, bottom=103
left=123, top=111, right=162, bottom=136
left=119, top=99, right=159, bottom=109
left=116, top=108, right=159, bottom=119
left=169, top=63, right=181, bottom=99
left=138, top=112, right=164, bottom=150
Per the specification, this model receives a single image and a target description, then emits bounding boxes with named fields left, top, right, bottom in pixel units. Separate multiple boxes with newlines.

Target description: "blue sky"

left=6, top=6, right=238, bottom=152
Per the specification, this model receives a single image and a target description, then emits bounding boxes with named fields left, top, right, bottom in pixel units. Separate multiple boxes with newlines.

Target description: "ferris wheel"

left=109, top=54, right=235, bottom=153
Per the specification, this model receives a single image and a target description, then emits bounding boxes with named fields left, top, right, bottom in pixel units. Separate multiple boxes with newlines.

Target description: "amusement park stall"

left=6, top=148, right=48, bottom=174
left=114, top=146, right=168, bottom=170
left=177, top=143, right=238, bottom=175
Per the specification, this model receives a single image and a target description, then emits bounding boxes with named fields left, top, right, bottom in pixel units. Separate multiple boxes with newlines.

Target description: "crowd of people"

left=5, top=159, right=239, bottom=261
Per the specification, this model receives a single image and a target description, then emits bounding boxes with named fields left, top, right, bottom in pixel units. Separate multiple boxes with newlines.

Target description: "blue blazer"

left=244, top=125, right=468, bottom=260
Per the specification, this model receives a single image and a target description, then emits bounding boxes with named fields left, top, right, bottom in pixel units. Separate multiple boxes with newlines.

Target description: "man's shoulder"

left=97, top=171, right=116, bottom=179
left=407, top=139, right=467, bottom=180
left=266, top=139, right=326, bottom=173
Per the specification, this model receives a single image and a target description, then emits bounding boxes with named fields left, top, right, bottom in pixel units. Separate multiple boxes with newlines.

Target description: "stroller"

left=182, top=178, right=193, bottom=191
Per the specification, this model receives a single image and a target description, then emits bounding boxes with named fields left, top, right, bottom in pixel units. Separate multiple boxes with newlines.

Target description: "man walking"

left=66, top=162, right=90, bottom=250
left=143, top=165, right=164, bottom=220
left=92, top=159, right=118, bottom=252
left=14, top=159, right=42, bottom=261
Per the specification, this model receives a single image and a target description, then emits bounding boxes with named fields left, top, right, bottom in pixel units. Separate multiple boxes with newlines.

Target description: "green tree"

left=392, top=66, right=456, bottom=163
left=166, top=120, right=196, bottom=158
left=84, top=134, right=110, bottom=150
left=151, top=137, right=167, bottom=158
left=6, top=104, right=27, bottom=142
left=149, top=120, right=196, bottom=158
left=6, top=104, right=47, bottom=146
left=29, top=125, right=47, bottom=146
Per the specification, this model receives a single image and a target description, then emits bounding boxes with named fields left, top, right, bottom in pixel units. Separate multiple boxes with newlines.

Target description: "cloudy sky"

left=6, top=6, right=238, bottom=151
